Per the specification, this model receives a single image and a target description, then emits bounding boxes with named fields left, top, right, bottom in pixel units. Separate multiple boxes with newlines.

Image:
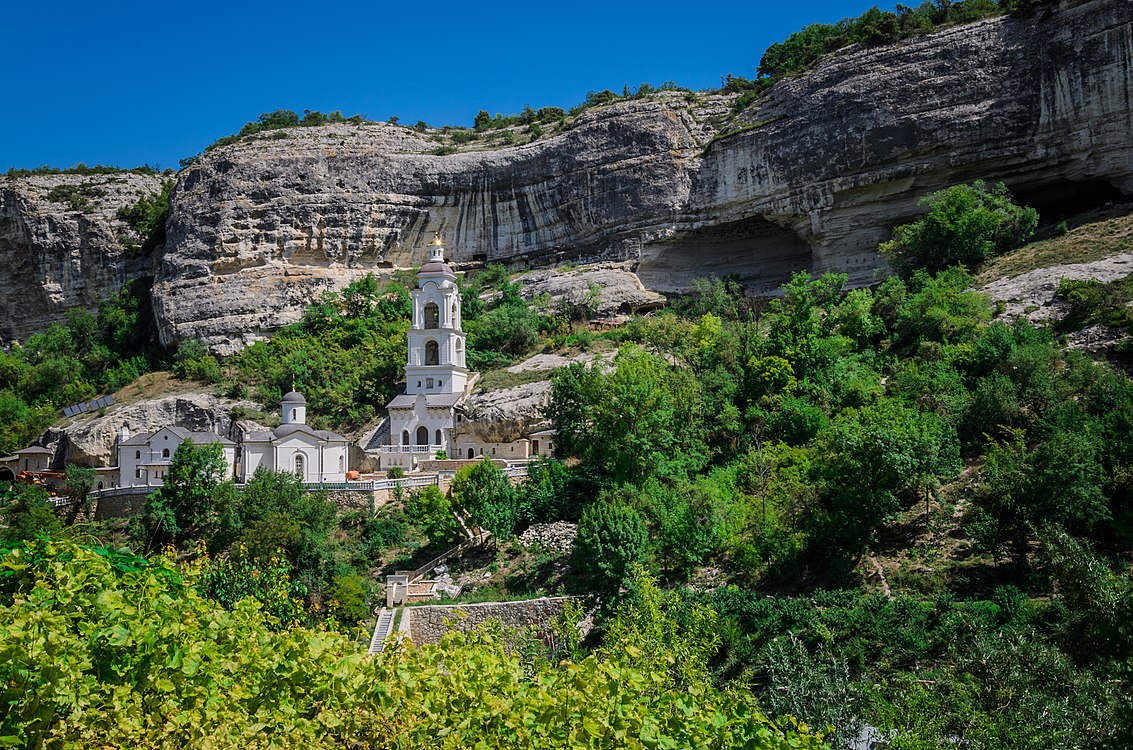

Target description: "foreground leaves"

left=0, top=540, right=820, bottom=749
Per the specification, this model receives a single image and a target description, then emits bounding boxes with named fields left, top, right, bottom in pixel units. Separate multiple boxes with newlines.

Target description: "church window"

left=467, top=448, right=474, bottom=459
left=98, top=482, right=103, bottom=490
left=135, top=450, right=140, bottom=460
left=402, top=430, right=409, bottom=445
left=338, top=455, right=344, bottom=472
left=425, top=340, right=439, bottom=366
left=162, top=448, right=170, bottom=458
left=439, top=380, right=443, bottom=387
left=424, top=303, right=439, bottom=329
left=435, top=429, right=442, bottom=445
left=426, top=378, right=434, bottom=388
left=417, top=381, right=422, bottom=387
left=292, top=409, right=297, bottom=421
left=135, top=468, right=141, bottom=479
left=295, top=453, right=305, bottom=477
left=416, top=426, right=429, bottom=446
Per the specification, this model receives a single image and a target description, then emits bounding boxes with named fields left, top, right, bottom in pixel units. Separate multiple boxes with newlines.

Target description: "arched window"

left=292, top=409, right=297, bottom=421
left=402, top=430, right=409, bottom=446
left=451, top=303, right=457, bottom=324
left=97, top=482, right=103, bottom=490
left=416, top=426, right=429, bottom=446
left=135, top=450, right=141, bottom=460
left=162, top=448, right=170, bottom=458
left=435, top=429, right=442, bottom=445
left=294, top=453, right=305, bottom=477
left=425, top=340, right=439, bottom=366
left=467, top=448, right=474, bottom=459
left=424, top=302, right=439, bottom=329
left=338, top=455, right=344, bottom=472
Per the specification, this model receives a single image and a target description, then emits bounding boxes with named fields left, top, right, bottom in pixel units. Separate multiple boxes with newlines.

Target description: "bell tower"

left=405, top=233, right=468, bottom=396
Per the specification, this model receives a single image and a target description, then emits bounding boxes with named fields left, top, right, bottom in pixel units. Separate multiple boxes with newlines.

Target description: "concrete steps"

left=369, top=607, right=396, bottom=654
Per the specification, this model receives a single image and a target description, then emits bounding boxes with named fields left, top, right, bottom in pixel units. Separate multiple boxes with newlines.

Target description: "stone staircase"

left=369, top=607, right=396, bottom=654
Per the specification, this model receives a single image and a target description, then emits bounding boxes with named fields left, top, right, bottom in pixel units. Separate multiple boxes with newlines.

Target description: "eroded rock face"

left=4, top=2, right=1128, bottom=353
left=0, top=173, right=165, bottom=344
left=42, top=392, right=257, bottom=467
left=154, top=0, right=1133, bottom=352
left=682, top=0, right=1133, bottom=290
left=154, top=99, right=705, bottom=352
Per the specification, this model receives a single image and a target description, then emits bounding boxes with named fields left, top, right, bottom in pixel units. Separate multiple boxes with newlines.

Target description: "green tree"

left=573, top=500, right=648, bottom=591
left=547, top=345, right=706, bottom=485
left=64, top=464, right=96, bottom=517
left=145, top=440, right=234, bottom=543
left=881, top=181, right=1038, bottom=276
left=406, top=485, right=460, bottom=548
left=0, top=483, right=63, bottom=544
left=811, top=398, right=961, bottom=555
left=450, top=458, right=518, bottom=540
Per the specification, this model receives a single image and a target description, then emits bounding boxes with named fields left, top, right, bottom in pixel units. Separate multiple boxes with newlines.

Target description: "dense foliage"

left=0, top=541, right=820, bottom=749
left=0, top=279, right=162, bottom=454
left=116, top=179, right=174, bottom=253
left=757, top=1, right=1055, bottom=80
left=881, top=181, right=1039, bottom=276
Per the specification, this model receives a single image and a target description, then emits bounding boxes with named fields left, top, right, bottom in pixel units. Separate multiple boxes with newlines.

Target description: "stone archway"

left=0, top=468, right=13, bottom=482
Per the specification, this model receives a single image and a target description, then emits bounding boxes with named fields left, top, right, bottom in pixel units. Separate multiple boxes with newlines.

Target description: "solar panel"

left=63, top=394, right=116, bottom=417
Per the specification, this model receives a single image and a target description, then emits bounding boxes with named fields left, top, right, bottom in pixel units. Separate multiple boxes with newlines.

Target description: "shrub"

left=573, top=500, right=647, bottom=591
left=881, top=181, right=1038, bottom=276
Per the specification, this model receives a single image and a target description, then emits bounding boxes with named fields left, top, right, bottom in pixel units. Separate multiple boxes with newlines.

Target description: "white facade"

left=117, top=426, right=237, bottom=488
left=239, top=391, right=349, bottom=483
left=383, top=235, right=473, bottom=470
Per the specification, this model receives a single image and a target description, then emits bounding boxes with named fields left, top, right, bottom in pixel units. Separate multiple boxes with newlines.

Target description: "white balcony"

left=378, top=444, right=445, bottom=454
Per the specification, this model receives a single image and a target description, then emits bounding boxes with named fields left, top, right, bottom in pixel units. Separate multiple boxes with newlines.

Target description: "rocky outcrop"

left=152, top=0, right=1133, bottom=352
left=676, top=0, right=1133, bottom=291
left=153, top=99, right=708, bottom=352
left=460, top=381, right=553, bottom=443
left=43, top=391, right=257, bottom=467
left=0, top=173, right=165, bottom=344
left=515, top=263, right=666, bottom=315
left=980, top=253, right=1133, bottom=325
left=4, top=2, right=1129, bottom=353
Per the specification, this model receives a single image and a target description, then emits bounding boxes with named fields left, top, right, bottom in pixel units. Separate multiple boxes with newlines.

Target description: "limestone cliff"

left=0, top=173, right=164, bottom=344
left=4, top=0, right=1130, bottom=353
left=153, top=0, right=1133, bottom=352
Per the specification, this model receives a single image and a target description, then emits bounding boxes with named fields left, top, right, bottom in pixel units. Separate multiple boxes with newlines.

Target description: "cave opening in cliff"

left=637, top=215, right=812, bottom=295
left=1009, top=178, right=1127, bottom=221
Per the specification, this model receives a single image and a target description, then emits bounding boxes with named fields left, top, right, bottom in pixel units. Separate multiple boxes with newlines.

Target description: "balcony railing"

left=378, top=445, right=445, bottom=454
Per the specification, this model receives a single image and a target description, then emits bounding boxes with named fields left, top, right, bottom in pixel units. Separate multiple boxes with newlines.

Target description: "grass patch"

left=474, top=367, right=554, bottom=393
left=974, top=205, right=1133, bottom=284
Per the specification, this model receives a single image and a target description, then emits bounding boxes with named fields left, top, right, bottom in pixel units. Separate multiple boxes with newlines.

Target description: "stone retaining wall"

left=405, top=596, right=584, bottom=645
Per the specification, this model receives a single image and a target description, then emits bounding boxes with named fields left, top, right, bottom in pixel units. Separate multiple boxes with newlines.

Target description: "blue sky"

left=5, top=1, right=884, bottom=171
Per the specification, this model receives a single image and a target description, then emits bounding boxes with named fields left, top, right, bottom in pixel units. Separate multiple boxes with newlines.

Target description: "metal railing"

left=83, top=464, right=531, bottom=500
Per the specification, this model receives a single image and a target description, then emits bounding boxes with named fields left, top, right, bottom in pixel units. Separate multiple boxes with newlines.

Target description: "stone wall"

left=94, top=492, right=149, bottom=520
left=405, top=596, right=584, bottom=646
left=324, top=489, right=377, bottom=513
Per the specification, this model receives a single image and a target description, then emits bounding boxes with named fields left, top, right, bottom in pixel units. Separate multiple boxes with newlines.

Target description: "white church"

left=239, top=390, right=350, bottom=483
left=381, top=234, right=472, bottom=471
left=117, top=390, right=349, bottom=487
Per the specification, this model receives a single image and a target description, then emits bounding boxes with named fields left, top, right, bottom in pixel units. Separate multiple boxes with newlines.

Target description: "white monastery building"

left=382, top=235, right=473, bottom=470
left=239, top=390, right=350, bottom=483
left=117, top=426, right=237, bottom=487
left=115, top=390, right=347, bottom=487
